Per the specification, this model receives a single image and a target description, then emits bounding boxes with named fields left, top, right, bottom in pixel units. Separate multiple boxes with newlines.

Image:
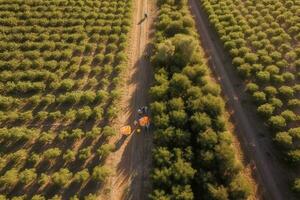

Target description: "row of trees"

left=201, top=0, right=300, bottom=192
left=149, top=0, right=253, bottom=199
left=0, top=194, right=100, bottom=200
left=0, top=166, right=110, bottom=200
left=0, top=126, right=116, bottom=144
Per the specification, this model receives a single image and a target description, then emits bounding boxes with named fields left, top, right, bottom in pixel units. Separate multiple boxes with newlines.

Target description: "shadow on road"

left=137, top=17, right=146, bottom=25
left=115, top=33, right=154, bottom=200
left=114, top=135, right=129, bottom=151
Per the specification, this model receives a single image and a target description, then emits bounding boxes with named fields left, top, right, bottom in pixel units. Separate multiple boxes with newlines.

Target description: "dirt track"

left=99, top=0, right=154, bottom=199
left=189, top=0, right=298, bottom=200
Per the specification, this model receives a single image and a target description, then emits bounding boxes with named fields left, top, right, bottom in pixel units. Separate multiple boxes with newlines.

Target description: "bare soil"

left=98, top=0, right=155, bottom=199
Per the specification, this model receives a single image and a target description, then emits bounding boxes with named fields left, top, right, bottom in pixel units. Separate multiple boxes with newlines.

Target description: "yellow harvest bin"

left=138, top=116, right=150, bottom=127
left=120, top=125, right=132, bottom=136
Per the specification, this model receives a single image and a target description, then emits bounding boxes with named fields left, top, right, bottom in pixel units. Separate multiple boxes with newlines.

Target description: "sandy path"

left=189, top=0, right=298, bottom=200
left=99, top=0, right=154, bottom=199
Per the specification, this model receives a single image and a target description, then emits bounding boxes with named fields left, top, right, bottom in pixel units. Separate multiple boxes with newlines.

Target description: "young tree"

left=38, top=173, right=50, bottom=186
left=52, top=168, right=73, bottom=188
left=229, top=173, right=252, bottom=199
left=97, top=144, right=115, bottom=159
left=287, top=150, right=300, bottom=164
left=149, top=189, right=171, bottom=200
left=257, top=103, right=274, bottom=118
left=63, top=150, right=76, bottom=163
left=169, top=74, right=192, bottom=97
left=268, top=115, right=287, bottom=130
left=207, top=184, right=229, bottom=200
left=0, top=168, right=18, bottom=190
left=31, top=195, right=45, bottom=200
left=252, top=91, right=266, bottom=104
left=43, top=148, right=61, bottom=161
left=49, top=195, right=62, bottom=200
left=102, top=126, right=116, bottom=138
left=191, top=112, right=212, bottom=132
left=274, top=132, right=293, bottom=148
left=281, top=110, right=297, bottom=122
left=292, top=178, right=300, bottom=193
left=78, top=147, right=92, bottom=161
left=19, top=168, right=37, bottom=185
left=92, top=166, right=111, bottom=183
left=171, top=185, right=194, bottom=200
left=74, top=169, right=90, bottom=183
left=84, top=194, right=97, bottom=200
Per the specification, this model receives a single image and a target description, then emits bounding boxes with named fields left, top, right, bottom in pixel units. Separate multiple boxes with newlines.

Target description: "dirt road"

left=189, top=0, right=297, bottom=200
left=99, top=0, right=154, bottom=199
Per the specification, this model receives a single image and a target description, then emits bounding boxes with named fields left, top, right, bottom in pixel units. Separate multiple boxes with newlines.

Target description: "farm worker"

left=138, top=108, right=143, bottom=115
left=142, top=106, right=148, bottom=114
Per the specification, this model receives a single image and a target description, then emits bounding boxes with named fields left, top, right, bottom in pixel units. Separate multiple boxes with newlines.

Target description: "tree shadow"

left=114, top=21, right=155, bottom=199
left=114, top=135, right=129, bottom=151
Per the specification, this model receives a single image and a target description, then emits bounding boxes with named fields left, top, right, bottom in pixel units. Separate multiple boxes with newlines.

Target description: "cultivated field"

left=200, top=0, right=300, bottom=194
left=0, top=0, right=299, bottom=199
left=0, top=0, right=132, bottom=199
left=149, top=1, right=254, bottom=200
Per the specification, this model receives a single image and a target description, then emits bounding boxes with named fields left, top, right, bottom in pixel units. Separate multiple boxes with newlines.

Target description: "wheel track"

left=98, top=0, right=154, bottom=199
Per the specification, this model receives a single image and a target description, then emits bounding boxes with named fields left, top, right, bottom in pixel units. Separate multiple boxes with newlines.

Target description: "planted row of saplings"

left=201, top=0, right=300, bottom=192
left=0, top=0, right=132, bottom=198
left=149, top=0, right=253, bottom=199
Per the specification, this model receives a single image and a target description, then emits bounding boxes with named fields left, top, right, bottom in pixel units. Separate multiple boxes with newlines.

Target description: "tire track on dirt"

left=99, top=0, right=154, bottom=199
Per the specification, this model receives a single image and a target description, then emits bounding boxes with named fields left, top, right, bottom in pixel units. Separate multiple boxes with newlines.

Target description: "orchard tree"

left=287, top=150, right=300, bottom=164
left=92, top=166, right=111, bottom=183
left=207, top=184, right=228, bottom=200
left=268, top=115, right=287, bottom=130
left=252, top=91, right=266, bottom=104
left=19, top=168, right=37, bottom=185
left=191, top=112, right=212, bottom=132
left=84, top=194, right=97, bottom=200
left=43, top=148, right=61, bottom=161
left=52, top=168, right=73, bottom=188
left=168, top=98, right=185, bottom=110
left=153, top=147, right=172, bottom=167
left=0, top=168, right=18, bottom=190
left=280, top=110, right=297, bottom=122
left=38, top=173, right=50, bottom=186
left=78, top=147, right=92, bottom=161
left=97, top=144, right=115, bottom=159
left=169, top=110, right=187, bottom=128
left=171, top=185, right=194, bottom=200
left=292, top=178, right=300, bottom=193
left=31, top=195, right=45, bottom=200
left=102, top=126, right=116, bottom=138
left=149, top=189, right=171, bottom=200
left=74, top=169, right=90, bottom=183
left=279, top=86, right=294, bottom=98
left=63, top=150, right=76, bottom=163
left=229, top=173, right=252, bottom=199
left=49, top=195, right=62, bottom=200
left=171, top=34, right=197, bottom=68
left=169, top=73, right=192, bottom=97
left=257, top=103, right=274, bottom=118
left=274, top=132, right=293, bottom=148
left=150, top=101, right=167, bottom=115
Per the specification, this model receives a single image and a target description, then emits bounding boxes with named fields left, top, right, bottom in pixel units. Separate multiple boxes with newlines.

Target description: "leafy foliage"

left=150, top=1, right=253, bottom=199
